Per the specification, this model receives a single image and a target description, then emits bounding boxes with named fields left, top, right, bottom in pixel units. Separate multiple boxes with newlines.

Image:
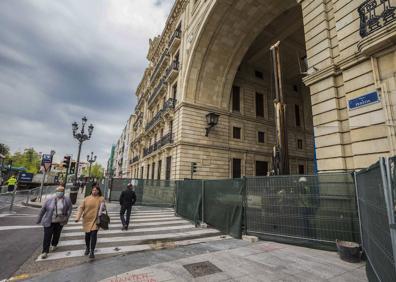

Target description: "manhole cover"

left=183, top=261, right=222, bottom=278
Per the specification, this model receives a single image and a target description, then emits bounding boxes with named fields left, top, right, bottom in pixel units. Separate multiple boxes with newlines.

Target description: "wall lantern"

left=205, top=112, right=220, bottom=137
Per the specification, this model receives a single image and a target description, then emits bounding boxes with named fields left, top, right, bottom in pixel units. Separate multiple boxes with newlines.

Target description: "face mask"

left=56, top=192, right=64, bottom=198
left=92, top=190, right=98, bottom=196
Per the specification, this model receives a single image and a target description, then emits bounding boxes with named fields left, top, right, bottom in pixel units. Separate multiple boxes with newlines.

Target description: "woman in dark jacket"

left=36, top=186, right=72, bottom=259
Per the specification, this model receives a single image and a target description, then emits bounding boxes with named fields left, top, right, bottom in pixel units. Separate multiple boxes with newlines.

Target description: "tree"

left=0, top=143, right=10, bottom=156
left=10, top=148, right=41, bottom=173
left=82, top=163, right=104, bottom=179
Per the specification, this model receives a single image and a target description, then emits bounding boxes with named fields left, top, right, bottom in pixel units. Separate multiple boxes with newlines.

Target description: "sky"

left=0, top=0, right=174, bottom=167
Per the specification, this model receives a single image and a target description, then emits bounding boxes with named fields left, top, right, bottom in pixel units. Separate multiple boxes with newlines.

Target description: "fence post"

left=383, top=157, right=396, bottom=273
left=201, top=180, right=205, bottom=224
left=353, top=171, right=364, bottom=245
left=242, top=177, right=247, bottom=236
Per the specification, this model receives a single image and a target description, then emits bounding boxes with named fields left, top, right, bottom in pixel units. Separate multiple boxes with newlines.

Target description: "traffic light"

left=63, top=156, right=71, bottom=169
left=191, top=162, right=197, bottom=173
left=69, top=161, right=76, bottom=174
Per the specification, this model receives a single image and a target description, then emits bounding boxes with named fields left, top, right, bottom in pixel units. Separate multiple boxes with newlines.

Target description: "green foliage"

left=9, top=148, right=41, bottom=173
left=0, top=143, right=10, bottom=156
left=82, top=163, right=104, bottom=179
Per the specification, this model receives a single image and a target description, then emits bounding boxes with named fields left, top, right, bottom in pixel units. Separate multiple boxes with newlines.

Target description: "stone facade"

left=115, top=0, right=396, bottom=178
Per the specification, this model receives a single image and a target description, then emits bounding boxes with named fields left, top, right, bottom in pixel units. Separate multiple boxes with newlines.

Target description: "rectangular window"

left=151, top=162, right=155, bottom=179
left=256, top=161, right=268, bottom=176
left=297, top=139, right=303, bottom=149
left=172, top=83, right=177, bottom=101
left=232, top=86, right=240, bottom=112
left=232, top=158, right=241, bottom=178
left=256, top=93, right=264, bottom=117
left=165, top=156, right=172, bottom=180
left=157, top=160, right=162, bottom=180
left=298, top=165, right=305, bottom=175
left=233, top=127, right=241, bottom=139
left=295, top=104, right=301, bottom=127
left=140, top=166, right=144, bottom=179
left=169, top=120, right=173, bottom=135
left=258, top=131, right=265, bottom=143
left=255, top=70, right=263, bottom=79
left=146, top=164, right=150, bottom=179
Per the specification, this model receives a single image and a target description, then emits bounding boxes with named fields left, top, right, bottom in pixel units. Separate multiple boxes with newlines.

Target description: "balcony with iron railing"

left=164, top=60, right=179, bottom=83
left=358, top=0, right=396, bottom=38
left=133, top=113, right=143, bottom=130
left=148, top=78, right=166, bottom=106
left=168, top=29, right=182, bottom=54
left=131, top=155, right=140, bottom=164
left=145, top=98, right=176, bottom=132
left=151, top=48, right=170, bottom=83
left=143, top=133, right=174, bottom=157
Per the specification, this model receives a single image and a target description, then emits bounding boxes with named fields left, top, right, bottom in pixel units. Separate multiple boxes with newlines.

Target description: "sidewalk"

left=24, top=238, right=366, bottom=282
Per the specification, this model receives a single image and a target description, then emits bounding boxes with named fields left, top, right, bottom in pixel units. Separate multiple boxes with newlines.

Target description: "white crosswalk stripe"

left=36, top=207, right=228, bottom=261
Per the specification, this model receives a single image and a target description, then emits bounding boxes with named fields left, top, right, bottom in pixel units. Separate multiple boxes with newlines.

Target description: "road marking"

left=37, top=235, right=232, bottom=261
left=61, top=224, right=195, bottom=237
left=70, top=214, right=176, bottom=220
left=58, top=229, right=220, bottom=246
left=0, top=225, right=41, bottom=231
left=62, top=219, right=190, bottom=231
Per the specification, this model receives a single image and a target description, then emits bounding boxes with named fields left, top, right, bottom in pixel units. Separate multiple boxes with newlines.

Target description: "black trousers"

left=43, top=223, right=63, bottom=253
left=120, top=205, right=132, bottom=227
left=85, top=230, right=98, bottom=252
left=7, top=185, right=15, bottom=192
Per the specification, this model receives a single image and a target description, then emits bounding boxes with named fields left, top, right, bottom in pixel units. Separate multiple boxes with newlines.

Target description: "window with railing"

left=358, top=0, right=396, bottom=38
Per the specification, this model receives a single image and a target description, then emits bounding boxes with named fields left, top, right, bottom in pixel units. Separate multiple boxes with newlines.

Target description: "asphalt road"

left=0, top=204, right=42, bottom=281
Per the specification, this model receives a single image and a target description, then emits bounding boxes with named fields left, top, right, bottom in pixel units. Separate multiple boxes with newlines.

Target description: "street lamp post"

left=87, top=152, right=97, bottom=179
left=71, top=116, right=94, bottom=204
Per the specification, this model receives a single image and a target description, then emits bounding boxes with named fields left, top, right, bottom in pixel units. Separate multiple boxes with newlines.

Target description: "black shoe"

left=89, top=252, right=95, bottom=259
left=125, top=226, right=128, bottom=231
left=84, top=249, right=90, bottom=256
left=121, top=226, right=126, bottom=231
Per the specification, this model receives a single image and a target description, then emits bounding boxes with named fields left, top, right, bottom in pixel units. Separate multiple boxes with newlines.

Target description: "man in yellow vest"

left=6, top=175, right=17, bottom=192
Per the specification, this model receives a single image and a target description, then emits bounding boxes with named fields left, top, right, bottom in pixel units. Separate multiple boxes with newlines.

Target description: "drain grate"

left=183, top=261, right=222, bottom=278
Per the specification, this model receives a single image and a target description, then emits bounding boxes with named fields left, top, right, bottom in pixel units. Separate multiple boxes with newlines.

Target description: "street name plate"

left=348, top=91, right=380, bottom=110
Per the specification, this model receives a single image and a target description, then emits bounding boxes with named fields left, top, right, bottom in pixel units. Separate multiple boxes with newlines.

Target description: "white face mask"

left=56, top=192, right=64, bottom=198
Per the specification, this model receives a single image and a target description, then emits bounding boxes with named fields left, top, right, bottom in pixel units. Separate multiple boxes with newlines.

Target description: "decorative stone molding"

left=357, top=21, right=396, bottom=56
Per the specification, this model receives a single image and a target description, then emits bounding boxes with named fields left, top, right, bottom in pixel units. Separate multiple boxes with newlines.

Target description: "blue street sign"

left=18, top=172, right=33, bottom=182
left=348, top=91, right=380, bottom=110
left=42, top=154, right=52, bottom=164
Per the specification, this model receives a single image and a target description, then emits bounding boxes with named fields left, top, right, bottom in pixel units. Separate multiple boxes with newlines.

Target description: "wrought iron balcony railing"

left=145, top=98, right=176, bottom=132
left=143, top=133, right=174, bottom=157
left=165, top=61, right=179, bottom=82
left=151, top=48, right=170, bottom=83
left=148, top=78, right=166, bottom=105
left=131, top=155, right=140, bottom=164
left=168, top=29, right=181, bottom=49
left=359, top=0, right=396, bottom=38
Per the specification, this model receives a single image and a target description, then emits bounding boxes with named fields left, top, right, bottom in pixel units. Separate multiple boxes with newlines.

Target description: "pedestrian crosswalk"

left=36, top=206, right=230, bottom=261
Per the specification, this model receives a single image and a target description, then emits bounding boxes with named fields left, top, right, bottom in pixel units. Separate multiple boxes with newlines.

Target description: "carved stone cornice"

left=147, top=0, right=188, bottom=63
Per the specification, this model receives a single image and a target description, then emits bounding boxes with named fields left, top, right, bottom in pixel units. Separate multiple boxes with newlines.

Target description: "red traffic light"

left=63, top=156, right=71, bottom=168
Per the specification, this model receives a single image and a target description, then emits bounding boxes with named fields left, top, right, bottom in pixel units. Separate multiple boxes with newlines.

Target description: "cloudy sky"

left=0, top=0, right=173, bottom=166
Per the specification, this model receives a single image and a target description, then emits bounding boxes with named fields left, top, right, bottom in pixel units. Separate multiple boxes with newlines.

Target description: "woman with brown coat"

left=75, top=185, right=105, bottom=259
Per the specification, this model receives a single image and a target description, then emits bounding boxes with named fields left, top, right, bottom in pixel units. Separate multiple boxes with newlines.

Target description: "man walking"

left=119, top=181, right=137, bottom=230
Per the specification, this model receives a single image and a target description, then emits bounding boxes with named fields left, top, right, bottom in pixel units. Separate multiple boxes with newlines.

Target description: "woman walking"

left=75, top=185, right=105, bottom=259
left=36, top=186, right=72, bottom=259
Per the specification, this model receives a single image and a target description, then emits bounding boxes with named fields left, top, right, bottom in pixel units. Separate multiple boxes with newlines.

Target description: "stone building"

left=114, top=115, right=134, bottom=178
left=120, top=0, right=395, bottom=179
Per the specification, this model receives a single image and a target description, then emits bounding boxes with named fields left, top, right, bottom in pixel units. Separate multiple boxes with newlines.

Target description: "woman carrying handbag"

left=75, top=185, right=107, bottom=259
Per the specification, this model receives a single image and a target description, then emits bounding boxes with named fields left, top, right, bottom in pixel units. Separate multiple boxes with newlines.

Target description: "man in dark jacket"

left=119, top=182, right=137, bottom=230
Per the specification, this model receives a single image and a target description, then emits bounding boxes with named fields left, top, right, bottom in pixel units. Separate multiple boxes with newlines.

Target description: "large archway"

left=183, top=0, right=299, bottom=109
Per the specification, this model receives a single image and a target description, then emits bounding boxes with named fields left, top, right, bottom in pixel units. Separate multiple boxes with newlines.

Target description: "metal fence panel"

left=109, top=178, right=174, bottom=207
left=356, top=158, right=396, bottom=282
left=245, top=173, right=360, bottom=249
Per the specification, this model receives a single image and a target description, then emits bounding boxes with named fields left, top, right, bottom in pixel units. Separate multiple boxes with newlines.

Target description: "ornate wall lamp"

left=205, top=112, right=220, bottom=137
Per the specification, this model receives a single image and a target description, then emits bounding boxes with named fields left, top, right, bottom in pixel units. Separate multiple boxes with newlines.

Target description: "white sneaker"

left=39, top=252, right=48, bottom=259
left=50, top=246, right=57, bottom=252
